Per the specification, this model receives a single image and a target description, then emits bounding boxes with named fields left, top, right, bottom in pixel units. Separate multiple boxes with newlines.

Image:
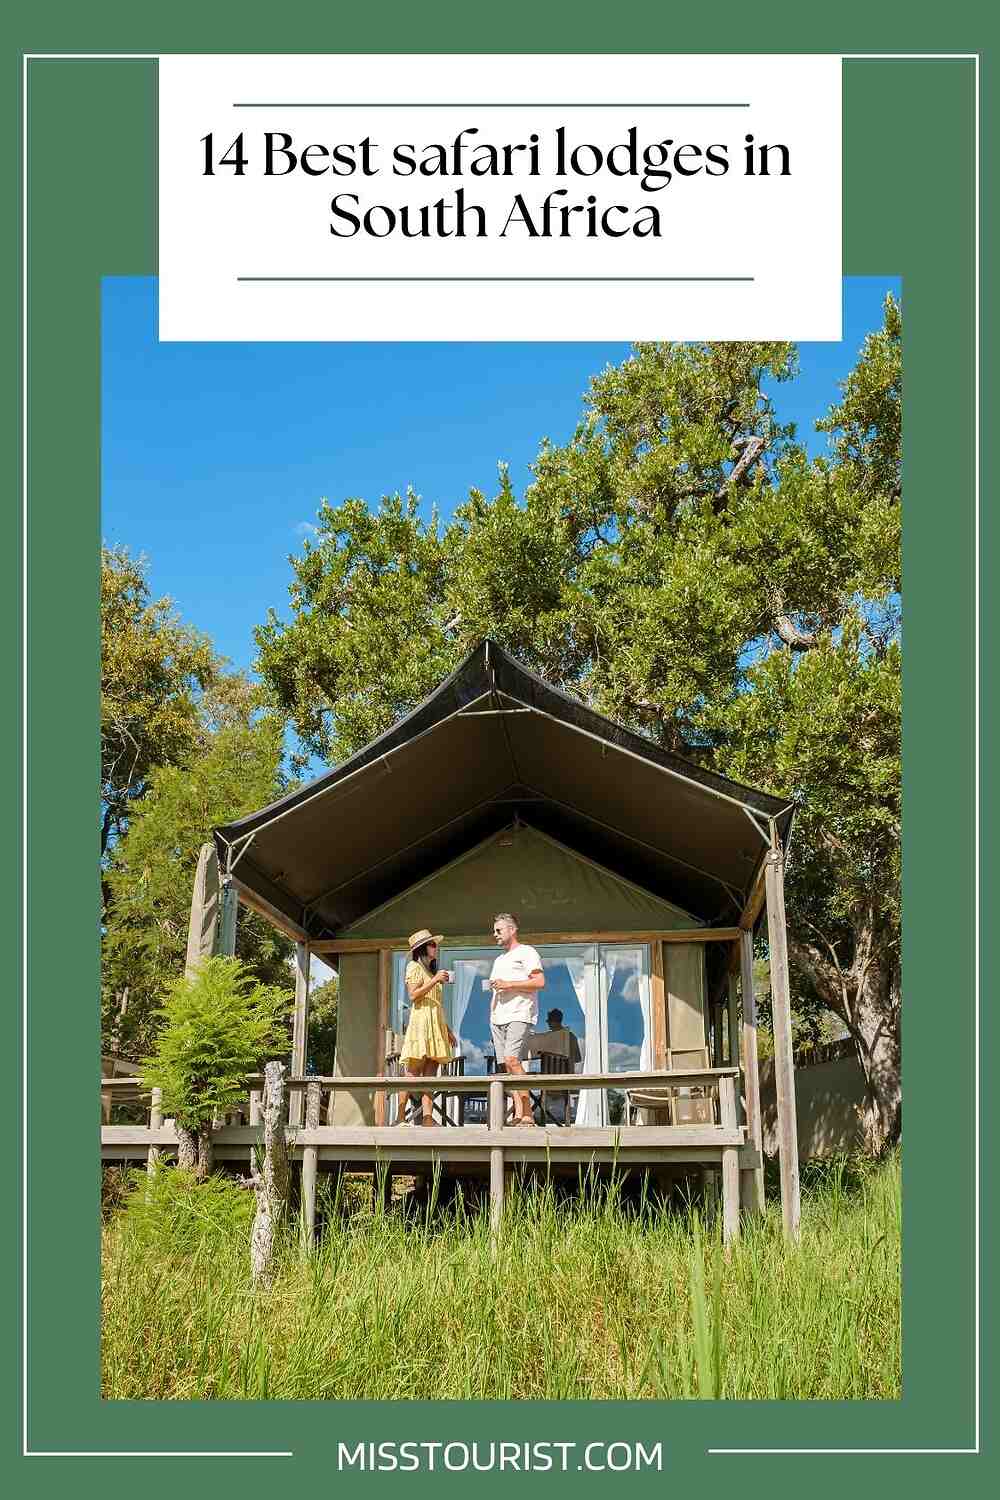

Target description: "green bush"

left=142, top=955, right=291, bottom=1132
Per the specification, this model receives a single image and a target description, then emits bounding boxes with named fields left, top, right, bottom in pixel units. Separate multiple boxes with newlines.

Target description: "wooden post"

left=719, top=1074, right=740, bottom=1246
left=216, top=878, right=238, bottom=957
left=289, top=942, right=311, bottom=1128
left=147, top=1087, right=163, bottom=1175
left=489, top=1077, right=505, bottom=1244
left=250, top=1060, right=290, bottom=1288
left=726, top=973, right=740, bottom=1071
left=302, top=1079, right=321, bottom=1249
left=739, top=931, right=765, bottom=1212
left=249, top=1087, right=263, bottom=1172
left=651, top=940, right=667, bottom=1067
left=763, top=827, right=801, bottom=1241
left=374, top=948, right=390, bottom=1126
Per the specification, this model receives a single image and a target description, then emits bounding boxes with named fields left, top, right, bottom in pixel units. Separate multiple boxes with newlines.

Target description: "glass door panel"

left=600, top=945, right=652, bottom=1125
left=390, top=941, right=651, bottom=1127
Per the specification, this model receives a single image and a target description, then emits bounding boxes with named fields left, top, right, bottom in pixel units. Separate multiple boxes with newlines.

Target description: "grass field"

left=101, top=1154, right=901, bottom=1400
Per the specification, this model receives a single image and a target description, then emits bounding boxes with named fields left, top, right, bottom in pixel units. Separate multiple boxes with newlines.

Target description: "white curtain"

left=593, top=946, right=653, bottom=1126
left=574, top=952, right=604, bottom=1126
left=449, top=961, right=481, bottom=1063
left=441, top=957, right=482, bottom=1124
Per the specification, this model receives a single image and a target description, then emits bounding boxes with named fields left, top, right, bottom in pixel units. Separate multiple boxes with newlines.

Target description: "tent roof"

left=215, top=640, right=794, bottom=938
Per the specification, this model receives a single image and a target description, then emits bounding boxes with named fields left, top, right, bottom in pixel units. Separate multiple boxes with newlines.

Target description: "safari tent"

left=103, top=641, right=802, bottom=1241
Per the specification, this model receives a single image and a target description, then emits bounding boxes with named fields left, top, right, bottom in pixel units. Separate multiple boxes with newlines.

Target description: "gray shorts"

left=490, top=1019, right=533, bottom=1063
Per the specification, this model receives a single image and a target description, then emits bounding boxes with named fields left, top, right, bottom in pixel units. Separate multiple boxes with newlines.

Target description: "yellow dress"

left=399, top=960, right=453, bottom=1064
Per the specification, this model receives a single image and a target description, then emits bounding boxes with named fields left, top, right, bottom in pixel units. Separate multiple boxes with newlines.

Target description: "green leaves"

left=103, top=717, right=294, bottom=1056
left=101, top=546, right=218, bottom=854
left=252, top=308, right=901, bottom=1128
left=142, top=957, right=292, bottom=1129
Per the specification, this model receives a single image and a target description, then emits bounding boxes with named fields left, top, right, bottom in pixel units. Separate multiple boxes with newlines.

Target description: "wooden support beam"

left=650, top=940, right=667, bottom=1069
left=738, top=859, right=769, bottom=933
left=719, top=1073, right=740, bottom=1245
left=489, top=1078, right=505, bottom=1245
left=302, top=1080, right=321, bottom=1248
left=727, top=972, right=740, bottom=1071
left=230, top=878, right=309, bottom=943
left=763, top=831, right=800, bottom=1240
left=289, top=943, right=310, bottom=1128
left=147, top=1088, right=162, bottom=1175
left=374, top=948, right=390, bottom=1127
left=739, top=931, right=765, bottom=1213
left=311, top=926, right=741, bottom=956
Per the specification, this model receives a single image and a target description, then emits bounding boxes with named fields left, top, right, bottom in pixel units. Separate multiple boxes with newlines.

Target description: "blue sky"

left=102, top=276, right=900, bottom=677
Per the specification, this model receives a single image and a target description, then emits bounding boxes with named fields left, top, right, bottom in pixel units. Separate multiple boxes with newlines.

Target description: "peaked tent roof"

left=215, top=640, right=794, bottom=938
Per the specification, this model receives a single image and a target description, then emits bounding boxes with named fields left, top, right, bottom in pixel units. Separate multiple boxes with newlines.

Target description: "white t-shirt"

left=490, top=943, right=544, bottom=1026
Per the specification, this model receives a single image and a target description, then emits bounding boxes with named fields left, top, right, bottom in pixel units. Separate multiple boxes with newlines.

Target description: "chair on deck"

left=527, top=1051, right=575, bottom=1125
left=625, top=1047, right=716, bottom=1126
left=384, top=1036, right=466, bottom=1125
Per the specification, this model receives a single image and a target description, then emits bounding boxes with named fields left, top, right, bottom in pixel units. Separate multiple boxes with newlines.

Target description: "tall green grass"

left=101, top=1155, right=900, bottom=1400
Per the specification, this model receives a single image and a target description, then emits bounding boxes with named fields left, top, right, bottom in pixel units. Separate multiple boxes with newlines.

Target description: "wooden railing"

left=101, top=1067, right=747, bottom=1241
left=102, top=1066, right=740, bottom=1123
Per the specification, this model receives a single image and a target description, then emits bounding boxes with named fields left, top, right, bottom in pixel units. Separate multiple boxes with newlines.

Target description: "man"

left=489, top=912, right=545, bottom=1126
left=540, top=1008, right=583, bottom=1067
left=532, top=1008, right=582, bottom=1124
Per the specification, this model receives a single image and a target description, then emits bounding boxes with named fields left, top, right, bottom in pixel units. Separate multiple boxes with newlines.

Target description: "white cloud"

left=607, top=1041, right=641, bottom=1072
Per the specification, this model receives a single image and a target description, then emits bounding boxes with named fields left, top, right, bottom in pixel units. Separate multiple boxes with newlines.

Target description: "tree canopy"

left=255, top=299, right=902, bottom=1150
left=101, top=546, right=218, bottom=859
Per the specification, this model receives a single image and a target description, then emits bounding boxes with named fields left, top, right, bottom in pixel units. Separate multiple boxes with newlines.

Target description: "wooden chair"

left=624, top=1047, right=716, bottom=1125
left=527, top=1051, right=574, bottom=1125
left=386, top=1048, right=466, bottom=1125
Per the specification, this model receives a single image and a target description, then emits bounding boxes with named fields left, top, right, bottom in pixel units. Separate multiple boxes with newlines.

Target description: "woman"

left=396, top=928, right=456, bottom=1126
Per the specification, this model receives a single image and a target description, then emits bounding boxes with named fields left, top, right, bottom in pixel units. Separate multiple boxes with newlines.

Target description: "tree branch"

left=774, top=615, right=820, bottom=651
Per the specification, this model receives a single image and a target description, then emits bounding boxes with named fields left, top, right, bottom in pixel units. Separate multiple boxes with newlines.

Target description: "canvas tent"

left=214, top=640, right=793, bottom=940
left=212, top=640, right=802, bottom=1235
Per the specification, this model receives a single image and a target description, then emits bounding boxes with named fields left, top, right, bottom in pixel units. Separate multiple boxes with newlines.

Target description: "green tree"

left=142, top=956, right=291, bottom=1175
left=256, top=301, right=902, bottom=1152
left=101, top=546, right=218, bottom=862
left=103, top=715, right=295, bottom=1058
left=307, top=975, right=339, bottom=1075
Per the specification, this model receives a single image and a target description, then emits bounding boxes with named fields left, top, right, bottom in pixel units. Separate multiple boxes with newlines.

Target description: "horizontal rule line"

left=237, top=276, right=754, bottom=284
left=232, top=102, right=751, bottom=109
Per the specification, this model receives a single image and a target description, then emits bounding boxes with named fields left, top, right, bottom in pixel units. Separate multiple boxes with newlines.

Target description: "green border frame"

left=7, top=5, right=990, bottom=1490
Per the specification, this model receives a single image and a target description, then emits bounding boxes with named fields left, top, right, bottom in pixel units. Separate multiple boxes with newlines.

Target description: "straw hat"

left=408, top=928, right=444, bottom=955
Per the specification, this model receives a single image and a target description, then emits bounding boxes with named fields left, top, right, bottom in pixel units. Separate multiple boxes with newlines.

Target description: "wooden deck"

left=102, top=1067, right=758, bottom=1241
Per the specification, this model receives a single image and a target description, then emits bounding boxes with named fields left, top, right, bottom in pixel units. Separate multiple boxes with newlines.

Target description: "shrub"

left=143, top=956, right=291, bottom=1130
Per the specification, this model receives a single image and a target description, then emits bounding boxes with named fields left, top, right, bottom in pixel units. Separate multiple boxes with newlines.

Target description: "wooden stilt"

left=738, top=931, right=765, bottom=1212
left=719, top=1074, right=740, bottom=1245
left=289, top=942, right=311, bottom=1128
left=374, top=948, right=390, bottom=1126
left=147, top=1087, right=162, bottom=1174
left=489, top=1078, right=505, bottom=1245
left=763, top=827, right=801, bottom=1240
left=726, top=973, right=740, bottom=1069
left=302, top=1080, right=321, bottom=1248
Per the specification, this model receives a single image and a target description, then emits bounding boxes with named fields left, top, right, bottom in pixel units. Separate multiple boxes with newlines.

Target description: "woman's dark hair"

left=413, top=942, right=438, bottom=974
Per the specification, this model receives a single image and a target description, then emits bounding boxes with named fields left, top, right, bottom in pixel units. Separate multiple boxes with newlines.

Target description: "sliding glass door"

left=391, top=941, right=652, bottom=1125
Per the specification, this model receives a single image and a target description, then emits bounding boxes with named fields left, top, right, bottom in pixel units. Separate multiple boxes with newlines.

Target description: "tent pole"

left=738, top=930, right=765, bottom=1213
left=763, top=824, right=800, bottom=1240
left=289, top=942, right=311, bottom=1128
left=217, top=879, right=238, bottom=958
